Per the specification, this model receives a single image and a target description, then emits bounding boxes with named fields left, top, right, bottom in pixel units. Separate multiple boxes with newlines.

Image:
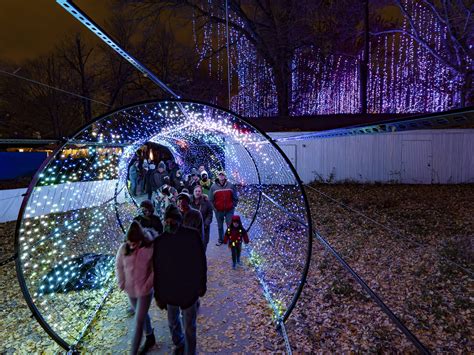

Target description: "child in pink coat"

left=116, top=221, right=155, bottom=354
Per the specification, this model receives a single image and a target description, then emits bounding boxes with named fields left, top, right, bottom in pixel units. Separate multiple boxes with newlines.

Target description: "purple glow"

left=193, top=0, right=466, bottom=116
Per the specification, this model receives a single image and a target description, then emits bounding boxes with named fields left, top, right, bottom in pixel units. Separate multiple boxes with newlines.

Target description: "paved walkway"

left=84, top=220, right=279, bottom=353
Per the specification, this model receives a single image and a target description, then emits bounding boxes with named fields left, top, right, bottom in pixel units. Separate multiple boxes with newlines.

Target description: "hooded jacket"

left=223, top=215, right=249, bottom=246
left=115, top=243, right=154, bottom=298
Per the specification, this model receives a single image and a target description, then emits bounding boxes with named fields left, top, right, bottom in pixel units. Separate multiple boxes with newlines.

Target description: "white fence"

left=2, top=129, right=472, bottom=222
left=0, top=180, right=125, bottom=223
left=270, top=129, right=474, bottom=184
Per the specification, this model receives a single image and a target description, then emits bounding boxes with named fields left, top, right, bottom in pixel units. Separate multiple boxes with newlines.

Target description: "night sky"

left=0, top=0, right=111, bottom=63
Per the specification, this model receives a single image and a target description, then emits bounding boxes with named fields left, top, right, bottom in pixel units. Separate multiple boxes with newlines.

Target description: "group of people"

left=117, top=168, right=250, bottom=354
left=128, top=159, right=213, bottom=201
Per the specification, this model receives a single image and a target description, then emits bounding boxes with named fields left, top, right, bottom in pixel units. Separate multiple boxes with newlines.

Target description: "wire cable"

left=304, top=184, right=473, bottom=278
left=0, top=68, right=111, bottom=107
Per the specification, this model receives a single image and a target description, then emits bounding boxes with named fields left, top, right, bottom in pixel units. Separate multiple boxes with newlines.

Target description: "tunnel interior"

left=15, top=100, right=312, bottom=349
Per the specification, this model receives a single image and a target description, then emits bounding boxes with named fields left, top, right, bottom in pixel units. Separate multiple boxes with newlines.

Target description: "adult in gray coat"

left=191, top=185, right=213, bottom=252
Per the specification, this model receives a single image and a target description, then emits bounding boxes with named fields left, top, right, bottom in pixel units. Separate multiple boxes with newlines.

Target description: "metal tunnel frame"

left=14, top=99, right=313, bottom=350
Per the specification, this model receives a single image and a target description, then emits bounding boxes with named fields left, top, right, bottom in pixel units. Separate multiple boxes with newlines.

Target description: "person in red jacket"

left=209, top=171, right=238, bottom=246
left=223, top=215, right=249, bottom=269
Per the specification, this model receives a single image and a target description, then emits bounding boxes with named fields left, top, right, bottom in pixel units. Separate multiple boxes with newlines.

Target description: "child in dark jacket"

left=223, top=215, right=249, bottom=269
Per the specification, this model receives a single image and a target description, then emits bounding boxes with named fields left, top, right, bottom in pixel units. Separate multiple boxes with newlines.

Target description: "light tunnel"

left=15, top=100, right=313, bottom=350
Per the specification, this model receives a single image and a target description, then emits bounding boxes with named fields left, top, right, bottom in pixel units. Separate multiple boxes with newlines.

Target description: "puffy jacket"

left=199, top=178, right=212, bottom=196
left=223, top=215, right=249, bottom=246
left=209, top=179, right=238, bottom=212
left=115, top=243, right=154, bottom=298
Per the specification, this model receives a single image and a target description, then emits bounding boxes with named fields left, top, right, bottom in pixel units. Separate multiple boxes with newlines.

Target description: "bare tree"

left=371, top=0, right=473, bottom=107
left=58, top=34, right=98, bottom=125
left=120, top=0, right=323, bottom=117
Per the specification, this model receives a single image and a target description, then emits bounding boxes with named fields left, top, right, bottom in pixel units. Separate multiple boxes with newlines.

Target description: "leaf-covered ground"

left=286, top=184, right=473, bottom=352
left=1, top=184, right=472, bottom=352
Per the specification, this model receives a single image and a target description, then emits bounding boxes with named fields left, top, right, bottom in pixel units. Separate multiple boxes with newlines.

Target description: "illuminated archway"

left=15, top=100, right=312, bottom=350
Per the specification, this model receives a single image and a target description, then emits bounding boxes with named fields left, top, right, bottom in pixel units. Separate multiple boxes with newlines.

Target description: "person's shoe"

left=138, top=331, right=156, bottom=354
left=172, top=343, right=185, bottom=355
left=232, top=263, right=237, bottom=269
left=126, top=307, right=135, bottom=317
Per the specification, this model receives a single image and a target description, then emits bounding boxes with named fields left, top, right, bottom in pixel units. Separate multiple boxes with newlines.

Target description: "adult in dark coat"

left=153, top=161, right=169, bottom=190
left=144, top=163, right=157, bottom=200
left=172, top=169, right=185, bottom=193
left=177, top=192, right=205, bottom=246
left=191, top=185, right=213, bottom=252
left=153, top=205, right=207, bottom=355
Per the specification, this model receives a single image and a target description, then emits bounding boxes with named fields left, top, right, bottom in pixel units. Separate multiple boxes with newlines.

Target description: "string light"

left=193, top=0, right=466, bottom=116
left=17, top=101, right=311, bottom=346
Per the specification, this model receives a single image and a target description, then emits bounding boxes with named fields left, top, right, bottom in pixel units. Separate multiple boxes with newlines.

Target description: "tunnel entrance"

left=15, top=100, right=312, bottom=350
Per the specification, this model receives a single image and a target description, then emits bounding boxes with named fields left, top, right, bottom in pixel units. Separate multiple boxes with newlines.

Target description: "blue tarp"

left=0, top=152, right=47, bottom=179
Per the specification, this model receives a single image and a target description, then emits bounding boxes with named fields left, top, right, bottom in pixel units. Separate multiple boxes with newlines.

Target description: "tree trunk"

left=460, top=70, right=473, bottom=108
left=75, top=36, right=92, bottom=125
left=274, top=60, right=291, bottom=117
left=360, top=0, right=369, bottom=114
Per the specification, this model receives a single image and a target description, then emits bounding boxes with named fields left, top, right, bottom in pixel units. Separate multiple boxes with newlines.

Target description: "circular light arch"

left=15, top=99, right=313, bottom=350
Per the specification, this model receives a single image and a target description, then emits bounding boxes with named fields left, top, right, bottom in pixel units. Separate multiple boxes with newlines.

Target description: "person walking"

left=129, top=160, right=139, bottom=196
left=172, top=169, right=185, bottom=192
left=153, top=205, right=207, bottom=355
left=208, top=171, right=239, bottom=246
left=185, top=168, right=200, bottom=192
left=198, top=171, right=211, bottom=196
left=134, top=200, right=163, bottom=237
left=144, top=163, right=157, bottom=200
left=191, top=185, right=213, bottom=252
left=223, top=215, right=249, bottom=269
left=177, top=192, right=205, bottom=245
left=115, top=221, right=156, bottom=354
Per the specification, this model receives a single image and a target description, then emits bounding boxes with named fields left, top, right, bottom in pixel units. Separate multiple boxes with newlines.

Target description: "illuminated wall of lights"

left=16, top=100, right=312, bottom=348
left=193, top=0, right=467, bottom=116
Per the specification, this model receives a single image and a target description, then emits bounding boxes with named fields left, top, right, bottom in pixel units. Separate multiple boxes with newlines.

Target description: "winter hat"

left=158, top=161, right=166, bottom=170
left=231, top=215, right=241, bottom=223
left=218, top=170, right=226, bottom=177
left=177, top=192, right=191, bottom=203
left=164, top=205, right=182, bottom=222
left=200, top=170, right=208, bottom=177
left=140, top=200, right=154, bottom=212
left=163, top=176, right=170, bottom=182
left=190, top=168, right=198, bottom=176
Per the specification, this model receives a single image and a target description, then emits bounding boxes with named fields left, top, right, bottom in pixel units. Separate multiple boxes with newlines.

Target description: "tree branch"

left=370, top=29, right=460, bottom=72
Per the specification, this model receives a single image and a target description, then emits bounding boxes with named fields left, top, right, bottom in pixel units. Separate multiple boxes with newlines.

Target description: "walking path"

left=84, top=221, right=283, bottom=353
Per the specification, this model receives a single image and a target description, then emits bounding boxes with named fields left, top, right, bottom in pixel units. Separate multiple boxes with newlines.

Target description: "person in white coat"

left=116, top=221, right=155, bottom=354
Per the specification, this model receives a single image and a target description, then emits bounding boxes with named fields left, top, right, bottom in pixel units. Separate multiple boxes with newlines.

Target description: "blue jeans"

left=130, top=178, right=137, bottom=196
left=167, top=302, right=198, bottom=355
left=129, top=293, right=153, bottom=354
left=215, top=209, right=234, bottom=243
